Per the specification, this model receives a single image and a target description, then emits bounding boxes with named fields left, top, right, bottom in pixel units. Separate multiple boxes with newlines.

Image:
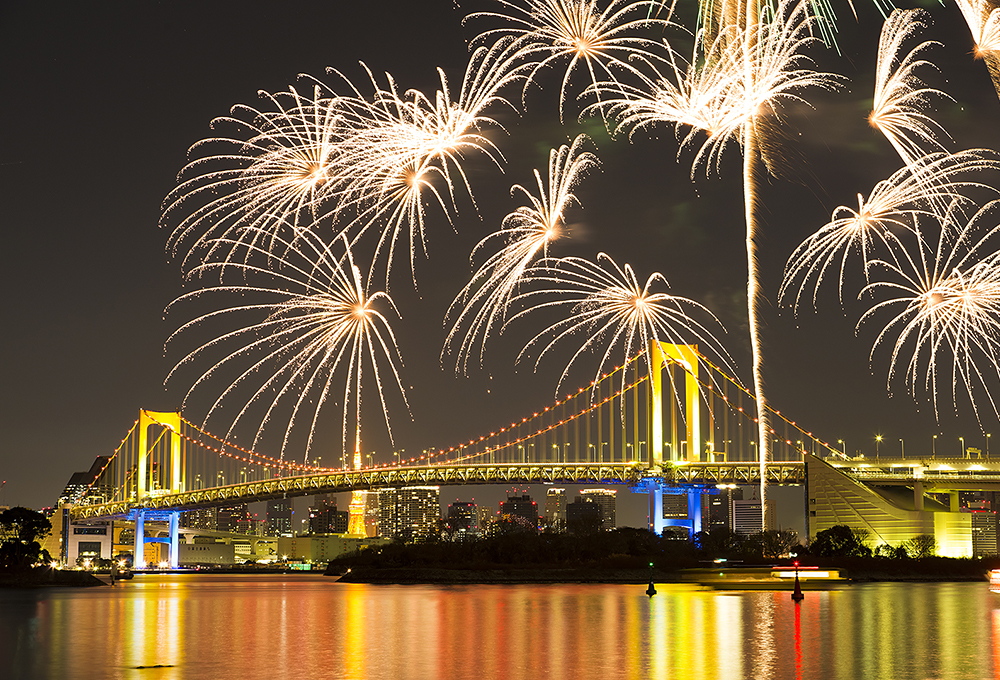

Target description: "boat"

left=989, top=569, right=1000, bottom=593
left=682, top=564, right=849, bottom=590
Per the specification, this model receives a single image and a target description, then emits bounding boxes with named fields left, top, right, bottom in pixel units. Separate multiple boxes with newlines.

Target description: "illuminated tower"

left=347, top=433, right=367, bottom=537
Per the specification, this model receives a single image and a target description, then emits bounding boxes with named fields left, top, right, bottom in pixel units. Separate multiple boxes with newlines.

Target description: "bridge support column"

left=687, top=488, right=703, bottom=536
left=134, top=510, right=145, bottom=568
left=914, top=482, right=924, bottom=511
left=650, top=486, right=664, bottom=535
left=168, top=511, right=180, bottom=569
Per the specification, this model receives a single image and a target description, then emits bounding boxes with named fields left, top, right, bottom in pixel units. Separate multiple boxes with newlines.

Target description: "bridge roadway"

left=825, top=456, right=1000, bottom=491
left=69, top=460, right=807, bottom=521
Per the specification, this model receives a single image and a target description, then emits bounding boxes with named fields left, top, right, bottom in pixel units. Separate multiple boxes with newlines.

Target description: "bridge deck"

left=70, top=461, right=807, bottom=520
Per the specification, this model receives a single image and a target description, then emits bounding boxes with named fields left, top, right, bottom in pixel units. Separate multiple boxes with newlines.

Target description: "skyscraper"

left=309, top=495, right=349, bottom=534
left=377, top=487, right=441, bottom=542
left=500, top=494, right=539, bottom=530
left=545, top=488, right=567, bottom=532
left=266, top=499, right=294, bottom=536
left=446, top=501, right=479, bottom=541
left=702, top=485, right=743, bottom=530
left=580, top=489, right=617, bottom=530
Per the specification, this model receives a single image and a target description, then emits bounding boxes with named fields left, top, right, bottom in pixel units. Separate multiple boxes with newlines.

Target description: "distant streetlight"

left=837, top=439, right=846, bottom=457
left=899, top=439, right=904, bottom=458
left=932, top=434, right=937, bottom=457
left=988, top=434, right=992, bottom=458
left=960, top=437, right=966, bottom=458
left=875, top=435, right=882, bottom=457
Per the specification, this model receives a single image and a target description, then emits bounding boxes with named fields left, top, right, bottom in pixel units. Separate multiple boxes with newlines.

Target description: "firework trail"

left=443, top=134, right=599, bottom=373
left=507, top=252, right=732, bottom=401
left=590, top=0, right=840, bottom=519
left=466, top=0, right=675, bottom=121
left=165, top=231, right=409, bottom=465
left=955, top=0, right=1000, bottom=98
left=780, top=150, right=1000, bottom=312
left=869, top=8, right=952, bottom=168
left=860, top=199, right=1000, bottom=422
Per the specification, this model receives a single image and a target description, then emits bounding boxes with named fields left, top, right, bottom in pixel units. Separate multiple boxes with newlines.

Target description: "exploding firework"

left=955, top=0, right=1000, bottom=97
left=869, top=8, right=952, bottom=167
left=162, top=86, right=346, bottom=273
left=780, top=150, right=1000, bottom=313
left=860, top=199, right=1000, bottom=422
left=466, top=0, right=674, bottom=120
left=508, top=252, right=731, bottom=399
left=444, top=134, right=599, bottom=373
left=165, top=231, right=408, bottom=464
left=592, top=0, right=842, bottom=177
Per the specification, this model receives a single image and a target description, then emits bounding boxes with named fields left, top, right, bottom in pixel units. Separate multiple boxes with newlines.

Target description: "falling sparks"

left=860, top=199, right=1000, bottom=422
left=508, top=252, right=732, bottom=399
left=444, top=134, right=599, bottom=373
left=780, top=150, right=1000, bottom=313
left=467, top=0, right=675, bottom=120
left=869, top=8, right=952, bottom=167
left=165, top=231, right=409, bottom=463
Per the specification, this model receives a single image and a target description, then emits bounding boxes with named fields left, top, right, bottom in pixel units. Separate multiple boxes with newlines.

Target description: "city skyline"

left=3, top=0, right=1000, bottom=518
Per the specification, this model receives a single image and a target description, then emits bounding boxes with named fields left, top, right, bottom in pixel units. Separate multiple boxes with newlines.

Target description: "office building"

left=447, top=501, right=479, bottom=541
left=702, top=486, right=743, bottom=530
left=377, top=487, right=441, bottom=542
left=309, top=495, right=349, bottom=534
left=545, top=488, right=567, bottom=531
left=566, top=497, right=602, bottom=534
left=580, top=489, right=617, bottom=530
left=500, top=494, right=539, bottom=530
left=266, top=499, right=294, bottom=536
left=57, top=456, right=111, bottom=506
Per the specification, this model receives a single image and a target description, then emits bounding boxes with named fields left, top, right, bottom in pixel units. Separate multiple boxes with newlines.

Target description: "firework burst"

left=591, top=0, right=843, bottom=177
left=860, top=199, right=1000, bottom=421
left=466, top=0, right=675, bottom=120
left=444, top=134, right=599, bottom=373
left=955, top=0, right=1000, bottom=98
left=162, top=86, right=346, bottom=272
left=508, top=252, right=731, bottom=398
left=780, top=150, right=1000, bottom=313
left=165, top=231, right=408, bottom=464
left=869, top=8, right=952, bottom=167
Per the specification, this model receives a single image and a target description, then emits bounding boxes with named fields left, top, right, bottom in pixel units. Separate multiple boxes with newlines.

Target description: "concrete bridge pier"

left=133, top=510, right=181, bottom=569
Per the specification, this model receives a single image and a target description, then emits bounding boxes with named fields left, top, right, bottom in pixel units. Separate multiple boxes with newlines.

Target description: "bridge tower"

left=134, top=410, right=184, bottom=568
left=646, top=342, right=704, bottom=538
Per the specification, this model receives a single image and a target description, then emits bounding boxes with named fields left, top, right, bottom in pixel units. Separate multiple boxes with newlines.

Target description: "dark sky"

left=2, top=1, right=999, bottom=534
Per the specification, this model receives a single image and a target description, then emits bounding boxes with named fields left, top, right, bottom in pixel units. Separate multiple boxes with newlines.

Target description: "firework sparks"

left=860, top=199, right=1000, bottom=422
left=956, top=0, right=1000, bottom=98
left=780, top=150, right=1000, bottom=313
left=165, top=231, right=409, bottom=464
left=869, top=8, right=952, bottom=167
left=592, top=0, right=843, bottom=177
left=508, top=253, right=731, bottom=398
left=466, top=0, right=674, bottom=120
left=444, top=134, right=599, bottom=373
left=162, top=86, right=346, bottom=272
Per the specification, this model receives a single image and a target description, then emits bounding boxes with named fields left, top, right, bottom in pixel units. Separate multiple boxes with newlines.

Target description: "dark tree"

left=810, top=525, right=873, bottom=558
left=0, top=507, right=53, bottom=570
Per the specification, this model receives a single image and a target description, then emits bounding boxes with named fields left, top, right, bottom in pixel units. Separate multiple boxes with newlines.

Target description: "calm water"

left=0, top=574, right=997, bottom=680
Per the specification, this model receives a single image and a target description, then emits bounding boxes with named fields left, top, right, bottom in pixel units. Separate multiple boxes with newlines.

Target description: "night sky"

left=3, top=1, right=999, bottom=535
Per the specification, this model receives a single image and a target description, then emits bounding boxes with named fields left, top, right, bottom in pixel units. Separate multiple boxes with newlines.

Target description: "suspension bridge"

left=67, top=343, right=834, bottom=566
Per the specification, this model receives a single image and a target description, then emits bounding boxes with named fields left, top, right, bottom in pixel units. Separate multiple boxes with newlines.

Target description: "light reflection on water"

left=0, top=575, right=997, bottom=679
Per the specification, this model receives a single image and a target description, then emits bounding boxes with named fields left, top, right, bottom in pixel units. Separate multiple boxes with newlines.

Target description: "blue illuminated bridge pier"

left=67, top=344, right=830, bottom=567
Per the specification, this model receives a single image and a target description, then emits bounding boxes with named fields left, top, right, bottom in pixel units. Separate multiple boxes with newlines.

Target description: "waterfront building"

left=56, top=456, right=111, bottom=506
left=566, top=497, right=602, bottom=534
left=732, top=499, right=776, bottom=534
left=500, top=494, right=539, bottom=530
left=477, top=505, right=496, bottom=535
left=180, top=507, right=218, bottom=531
left=702, top=486, right=743, bottom=529
left=309, top=495, right=349, bottom=534
left=216, top=504, right=252, bottom=534
left=277, top=534, right=390, bottom=564
left=580, top=489, right=617, bottom=530
left=545, top=488, right=567, bottom=532
left=446, top=501, right=479, bottom=541
left=805, top=454, right=972, bottom=557
left=376, top=487, right=440, bottom=542
left=266, top=499, right=294, bottom=537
